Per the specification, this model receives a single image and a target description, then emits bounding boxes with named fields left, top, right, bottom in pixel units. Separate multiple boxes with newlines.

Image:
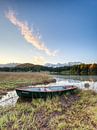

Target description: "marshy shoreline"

left=0, top=72, right=56, bottom=95
left=1, top=89, right=97, bottom=129
left=0, top=72, right=97, bottom=130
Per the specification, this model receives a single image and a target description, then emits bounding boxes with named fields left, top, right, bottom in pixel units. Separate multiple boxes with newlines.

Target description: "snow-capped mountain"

left=45, top=62, right=82, bottom=68
left=0, top=62, right=82, bottom=68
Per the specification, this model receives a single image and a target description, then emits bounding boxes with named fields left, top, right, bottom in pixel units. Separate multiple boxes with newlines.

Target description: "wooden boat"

left=16, top=85, right=77, bottom=98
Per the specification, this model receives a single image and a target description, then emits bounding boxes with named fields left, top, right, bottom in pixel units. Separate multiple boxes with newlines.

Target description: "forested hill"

left=0, top=63, right=51, bottom=72
left=16, top=63, right=35, bottom=68
left=0, top=63, right=97, bottom=75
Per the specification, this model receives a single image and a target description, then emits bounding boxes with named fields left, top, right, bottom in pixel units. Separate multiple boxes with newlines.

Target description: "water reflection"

left=0, top=91, right=18, bottom=107
left=53, top=75, right=97, bottom=92
left=0, top=75, right=97, bottom=107
left=55, top=75, right=97, bottom=82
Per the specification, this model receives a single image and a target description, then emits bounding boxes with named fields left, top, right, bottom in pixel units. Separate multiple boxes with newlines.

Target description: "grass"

left=0, top=89, right=97, bottom=130
left=0, top=72, right=55, bottom=94
left=0, top=72, right=97, bottom=130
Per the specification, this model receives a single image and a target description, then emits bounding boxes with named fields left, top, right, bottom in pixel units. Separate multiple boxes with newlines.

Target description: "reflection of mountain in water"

left=54, top=75, right=97, bottom=93
left=54, top=75, right=97, bottom=82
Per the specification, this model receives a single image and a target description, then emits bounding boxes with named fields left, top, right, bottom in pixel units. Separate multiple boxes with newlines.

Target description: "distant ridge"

left=45, top=62, right=82, bottom=68
left=0, top=62, right=82, bottom=68
left=16, top=63, right=35, bottom=68
left=0, top=63, right=42, bottom=68
left=0, top=63, right=19, bottom=68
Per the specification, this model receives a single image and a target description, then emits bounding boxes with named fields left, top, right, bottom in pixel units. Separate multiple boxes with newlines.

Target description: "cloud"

left=5, top=9, right=57, bottom=56
left=32, top=56, right=46, bottom=65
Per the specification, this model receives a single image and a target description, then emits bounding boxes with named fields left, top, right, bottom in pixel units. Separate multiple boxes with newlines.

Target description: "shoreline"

left=0, top=78, right=56, bottom=95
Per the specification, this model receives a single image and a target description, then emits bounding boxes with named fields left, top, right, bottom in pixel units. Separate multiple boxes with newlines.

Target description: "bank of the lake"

left=1, top=73, right=97, bottom=129
left=0, top=72, right=56, bottom=95
left=1, top=89, right=97, bottom=129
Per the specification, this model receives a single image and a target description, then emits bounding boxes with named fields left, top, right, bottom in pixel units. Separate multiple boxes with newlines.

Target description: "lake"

left=0, top=75, right=97, bottom=107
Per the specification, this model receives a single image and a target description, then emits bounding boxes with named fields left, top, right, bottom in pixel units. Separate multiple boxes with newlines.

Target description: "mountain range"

left=0, top=62, right=82, bottom=68
left=0, top=63, right=19, bottom=68
left=45, top=62, right=82, bottom=68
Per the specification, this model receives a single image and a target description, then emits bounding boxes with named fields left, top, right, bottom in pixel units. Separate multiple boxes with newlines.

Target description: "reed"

left=0, top=72, right=54, bottom=94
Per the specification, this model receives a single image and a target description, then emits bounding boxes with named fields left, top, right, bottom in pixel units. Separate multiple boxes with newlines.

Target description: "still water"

left=0, top=75, right=97, bottom=107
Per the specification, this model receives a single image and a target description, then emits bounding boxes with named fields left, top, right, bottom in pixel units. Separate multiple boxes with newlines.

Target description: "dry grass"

left=0, top=72, right=54, bottom=94
left=0, top=72, right=50, bottom=81
left=0, top=90, right=97, bottom=130
left=0, top=72, right=97, bottom=130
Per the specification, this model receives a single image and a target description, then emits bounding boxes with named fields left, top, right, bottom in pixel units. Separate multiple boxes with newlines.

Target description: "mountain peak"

left=45, top=62, right=82, bottom=68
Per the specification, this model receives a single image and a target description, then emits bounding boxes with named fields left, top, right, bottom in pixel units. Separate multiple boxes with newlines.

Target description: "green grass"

left=0, top=72, right=97, bottom=129
left=1, top=90, right=97, bottom=130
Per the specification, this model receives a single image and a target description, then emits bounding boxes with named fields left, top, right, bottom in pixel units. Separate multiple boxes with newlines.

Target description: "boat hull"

left=16, top=86, right=77, bottom=98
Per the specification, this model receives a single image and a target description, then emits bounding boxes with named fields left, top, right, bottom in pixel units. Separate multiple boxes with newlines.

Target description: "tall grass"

left=0, top=72, right=97, bottom=129
left=0, top=72, right=54, bottom=93
left=0, top=90, right=97, bottom=130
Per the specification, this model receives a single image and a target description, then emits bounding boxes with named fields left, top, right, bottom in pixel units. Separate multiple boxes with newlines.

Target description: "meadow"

left=0, top=72, right=97, bottom=130
left=0, top=72, right=55, bottom=95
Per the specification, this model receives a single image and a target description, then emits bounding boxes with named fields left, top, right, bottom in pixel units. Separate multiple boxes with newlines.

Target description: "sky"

left=0, top=0, right=97, bottom=65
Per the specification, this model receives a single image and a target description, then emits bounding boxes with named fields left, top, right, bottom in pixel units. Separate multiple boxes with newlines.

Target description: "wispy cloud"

left=5, top=9, right=57, bottom=56
left=32, top=56, right=46, bottom=65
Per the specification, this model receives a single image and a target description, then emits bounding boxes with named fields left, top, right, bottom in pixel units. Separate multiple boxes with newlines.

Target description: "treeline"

left=70, top=64, right=97, bottom=75
left=0, top=63, right=97, bottom=75
left=0, top=65, right=51, bottom=72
